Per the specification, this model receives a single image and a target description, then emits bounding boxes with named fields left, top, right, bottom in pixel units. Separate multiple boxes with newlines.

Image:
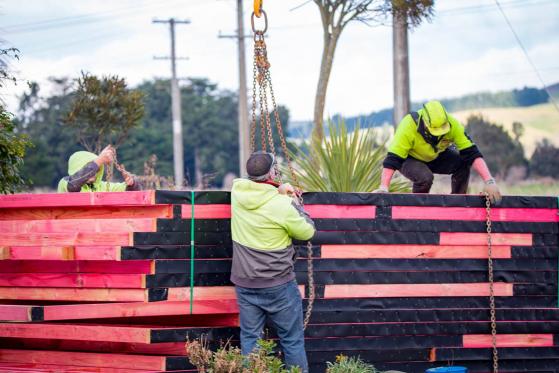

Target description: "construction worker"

left=58, top=145, right=140, bottom=192
left=231, top=151, right=315, bottom=372
left=375, top=100, right=502, bottom=204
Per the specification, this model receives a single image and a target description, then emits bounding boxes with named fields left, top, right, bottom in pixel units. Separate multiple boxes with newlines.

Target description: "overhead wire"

left=493, top=0, right=559, bottom=114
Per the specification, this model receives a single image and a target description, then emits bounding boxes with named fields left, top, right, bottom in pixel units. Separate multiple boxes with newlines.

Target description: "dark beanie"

left=246, top=151, right=274, bottom=178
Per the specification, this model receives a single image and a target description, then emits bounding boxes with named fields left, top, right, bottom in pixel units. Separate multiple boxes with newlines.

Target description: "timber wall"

left=0, top=190, right=557, bottom=372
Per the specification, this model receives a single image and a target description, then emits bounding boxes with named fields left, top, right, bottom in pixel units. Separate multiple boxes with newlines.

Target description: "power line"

left=494, top=0, right=559, bottom=114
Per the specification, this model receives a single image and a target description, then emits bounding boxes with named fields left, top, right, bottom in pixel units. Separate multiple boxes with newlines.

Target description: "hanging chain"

left=104, top=145, right=128, bottom=191
left=250, top=8, right=314, bottom=330
left=485, top=193, right=499, bottom=373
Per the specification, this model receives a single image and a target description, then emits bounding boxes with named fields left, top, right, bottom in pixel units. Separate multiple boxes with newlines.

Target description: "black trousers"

left=400, top=148, right=471, bottom=194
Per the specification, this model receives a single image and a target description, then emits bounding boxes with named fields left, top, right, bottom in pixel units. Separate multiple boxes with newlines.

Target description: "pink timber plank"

left=4, top=245, right=121, bottom=261
left=0, top=305, right=36, bottom=322
left=0, top=288, right=151, bottom=302
left=305, top=205, right=376, bottom=219
left=0, top=191, right=155, bottom=208
left=0, top=205, right=172, bottom=221
left=181, top=204, right=231, bottom=219
left=440, top=232, right=532, bottom=246
left=320, top=244, right=511, bottom=259
left=0, top=273, right=146, bottom=288
left=324, top=283, right=513, bottom=298
left=0, top=338, right=187, bottom=356
left=0, top=260, right=153, bottom=274
left=42, top=300, right=239, bottom=321
left=167, top=286, right=305, bottom=301
left=0, top=232, right=132, bottom=246
left=1, top=246, right=74, bottom=260
left=463, top=334, right=554, bottom=348
left=0, top=362, right=152, bottom=373
left=0, top=323, right=150, bottom=343
left=0, top=349, right=167, bottom=370
left=0, top=218, right=156, bottom=233
left=393, top=206, right=559, bottom=222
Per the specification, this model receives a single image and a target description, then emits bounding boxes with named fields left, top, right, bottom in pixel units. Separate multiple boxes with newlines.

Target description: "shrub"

left=326, top=354, right=381, bottom=373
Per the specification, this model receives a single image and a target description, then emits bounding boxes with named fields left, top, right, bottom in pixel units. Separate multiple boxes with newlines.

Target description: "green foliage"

left=326, top=354, right=380, bottom=373
left=186, top=338, right=301, bottom=373
left=288, top=119, right=410, bottom=192
left=0, top=47, right=33, bottom=194
left=391, top=0, right=434, bottom=27
left=530, top=139, right=559, bottom=178
left=17, top=79, right=81, bottom=188
left=64, top=72, right=145, bottom=153
left=17, top=77, right=288, bottom=189
left=0, top=110, right=33, bottom=193
left=465, top=115, right=527, bottom=178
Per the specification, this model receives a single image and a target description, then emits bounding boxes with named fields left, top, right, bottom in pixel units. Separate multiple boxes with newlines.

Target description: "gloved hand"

left=483, top=178, right=502, bottom=205
left=95, top=145, right=115, bottom=166
left=373, top=185, right=389, bottom=193
left=278, top=183, right=295, bottom=196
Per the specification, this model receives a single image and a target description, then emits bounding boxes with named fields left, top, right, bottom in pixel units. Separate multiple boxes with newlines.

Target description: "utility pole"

left=219, top=0, right=250, bottom=176
left=153, top=18, right=190, bottom=188
left=392, top=10, right=410, bottom=128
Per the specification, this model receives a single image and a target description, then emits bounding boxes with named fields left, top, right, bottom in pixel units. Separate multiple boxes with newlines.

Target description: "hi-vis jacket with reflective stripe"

left=389, top=110, right=475, bottom=163
left=230, top=178, right=315, bottom=288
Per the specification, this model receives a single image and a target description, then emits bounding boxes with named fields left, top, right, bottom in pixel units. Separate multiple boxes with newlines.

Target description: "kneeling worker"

left=58, top=145, right=140, bottom=192
left=375, top=100, right=501, bottom=204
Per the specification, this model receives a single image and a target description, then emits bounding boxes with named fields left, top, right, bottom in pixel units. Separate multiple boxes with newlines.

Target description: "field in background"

left=452, top=103, right=559, bottom=156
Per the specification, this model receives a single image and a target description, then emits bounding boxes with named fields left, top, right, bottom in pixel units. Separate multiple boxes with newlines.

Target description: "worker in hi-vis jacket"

left=375, top=100, right=502, bottom=204
left=230, top=151, right=315, bottom=372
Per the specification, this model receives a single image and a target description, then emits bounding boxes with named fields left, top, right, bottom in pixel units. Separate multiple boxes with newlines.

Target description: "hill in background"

left=289, top=83, right=559, bottom=157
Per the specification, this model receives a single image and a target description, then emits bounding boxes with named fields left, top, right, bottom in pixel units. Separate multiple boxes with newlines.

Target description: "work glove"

left=96, top=145, right=115, bottom=165
left=372, top=185, right=389, bottom=193
left=483, top=178, right=502, bottom=206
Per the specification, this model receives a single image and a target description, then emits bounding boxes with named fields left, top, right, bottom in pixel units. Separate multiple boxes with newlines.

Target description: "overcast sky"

left=1, top=0, right=558, bottom=120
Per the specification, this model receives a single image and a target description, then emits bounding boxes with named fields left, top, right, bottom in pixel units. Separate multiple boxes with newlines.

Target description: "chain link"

left=250, top=16, right=314, bottom=330
left=486, top=193, right=499, bottom=373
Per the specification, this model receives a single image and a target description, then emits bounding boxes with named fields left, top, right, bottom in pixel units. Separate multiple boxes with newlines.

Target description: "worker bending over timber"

left=375, top=100, right=502, bottom=204
left=231, top=151, right=315, bottom=372
left=58, top=145, right=140, bottom=192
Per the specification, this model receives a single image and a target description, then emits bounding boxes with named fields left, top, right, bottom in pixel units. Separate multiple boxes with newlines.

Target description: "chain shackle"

left=251, top=9, right=268, bottom=34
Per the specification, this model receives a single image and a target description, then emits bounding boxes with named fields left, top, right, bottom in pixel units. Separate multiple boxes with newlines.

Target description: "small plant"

left=326, top=354, right=381, bottom=373
left=186, top=337, right=301, bottom=373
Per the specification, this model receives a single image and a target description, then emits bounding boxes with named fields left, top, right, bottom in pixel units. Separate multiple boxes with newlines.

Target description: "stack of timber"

left=0, top=190, right=557, bottom=372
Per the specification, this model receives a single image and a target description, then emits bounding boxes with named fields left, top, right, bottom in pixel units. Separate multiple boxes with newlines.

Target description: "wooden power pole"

left=219, top=0, right=250, bottom=177
left=153, top=18, right=190, bottom=188
left=392, top=10, right=410, bottom=127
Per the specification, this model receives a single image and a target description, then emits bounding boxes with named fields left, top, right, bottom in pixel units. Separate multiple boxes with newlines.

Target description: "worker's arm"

left=63, top=162, right=100, bottom=192
left=374, top=117, right=414, bottom=192
left=283, top=199, right=315, bottom=241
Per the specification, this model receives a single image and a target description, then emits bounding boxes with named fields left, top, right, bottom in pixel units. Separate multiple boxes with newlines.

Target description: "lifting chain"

left=250, top=4, right=315, bottom=330
left=485, top=193, right=499, bottom=373
left=104, top=145, right=129, bottom=192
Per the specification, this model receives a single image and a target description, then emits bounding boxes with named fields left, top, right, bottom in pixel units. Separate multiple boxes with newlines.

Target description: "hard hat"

left=422, top=100, right=450, bottom=136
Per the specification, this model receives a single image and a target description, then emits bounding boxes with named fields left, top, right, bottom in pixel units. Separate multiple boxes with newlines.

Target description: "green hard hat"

left=422, top=100, right=450, bottom=136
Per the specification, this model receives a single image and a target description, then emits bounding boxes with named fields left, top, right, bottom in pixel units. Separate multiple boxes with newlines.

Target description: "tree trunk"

left=392, top=10, right=410, bottom=128
left=194, top=149, right=203, bottom=189
left=313, top=29, right=340, bottom=148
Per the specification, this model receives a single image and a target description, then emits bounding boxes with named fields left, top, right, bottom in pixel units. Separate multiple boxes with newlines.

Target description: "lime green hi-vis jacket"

left=57, top=151, right=128, bottom=193
left=230, top=178, right=315, bottom=288
left=389, top=110, right=475, bottom=163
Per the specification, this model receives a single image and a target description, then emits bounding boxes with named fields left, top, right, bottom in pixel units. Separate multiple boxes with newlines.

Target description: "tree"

left=530, top=139, right=559, bottom=178
left=311, top=0, right=433, bottom=146
left=64, top=73, right=145, bottom=153
left=289, top=119, right=410, bottom=192
left=465, top=115, right=526, bottom=179
left=0, top=47, right=33, bottom=194
left=16, top=78, right=80, bottom=189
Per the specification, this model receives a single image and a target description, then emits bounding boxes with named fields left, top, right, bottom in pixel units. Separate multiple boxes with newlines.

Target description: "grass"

left=451, top=103, right=559, bottom=156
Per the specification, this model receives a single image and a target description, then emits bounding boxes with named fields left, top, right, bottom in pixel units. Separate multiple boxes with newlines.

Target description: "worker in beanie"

left=375, top=100, right=501, bottom=204
left=58, top=145, right=140, bottom=192
left=230, top=151, right=315, bottom=372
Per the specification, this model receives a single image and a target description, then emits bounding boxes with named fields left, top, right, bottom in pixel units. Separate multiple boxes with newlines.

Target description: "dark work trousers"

left=400, top=148, right=471, bottom=194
